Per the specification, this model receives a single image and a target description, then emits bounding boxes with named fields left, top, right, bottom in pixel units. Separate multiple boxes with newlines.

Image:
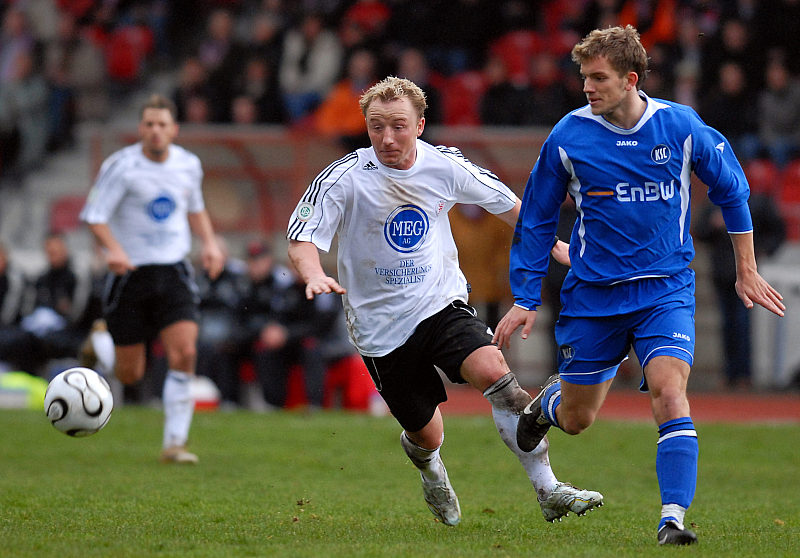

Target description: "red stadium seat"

left=778, top=159, right=800, bottom=240
left=441, top=71, right=487, bottom=126
left=49, top=194, right=87, bottom=234
left=743, top=158, right=780, bottom=196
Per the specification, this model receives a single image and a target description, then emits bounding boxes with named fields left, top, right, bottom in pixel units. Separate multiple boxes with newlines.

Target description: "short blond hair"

left=571, top=25, right=649, bottom=89
left=359, top=76, right=427, bottom=119
left=141, top=93, right=178, bottom=120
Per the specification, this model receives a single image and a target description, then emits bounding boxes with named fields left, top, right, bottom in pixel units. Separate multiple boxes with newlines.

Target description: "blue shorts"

left=555, top=297, right=695, bottom=391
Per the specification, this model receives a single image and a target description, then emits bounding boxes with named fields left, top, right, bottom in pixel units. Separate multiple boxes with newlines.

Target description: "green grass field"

left=1, top=406, right=797, bottom=557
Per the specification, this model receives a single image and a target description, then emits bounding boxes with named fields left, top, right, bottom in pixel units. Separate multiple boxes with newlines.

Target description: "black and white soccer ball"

left=44, top=367, right=113, bottom=437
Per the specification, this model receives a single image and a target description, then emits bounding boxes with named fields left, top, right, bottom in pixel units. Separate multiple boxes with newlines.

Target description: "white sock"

left=492, top=407, right=558, bottom=500
left=401, top=431, right=447, bottom=483
left=162, top=370, right=194, bottom=449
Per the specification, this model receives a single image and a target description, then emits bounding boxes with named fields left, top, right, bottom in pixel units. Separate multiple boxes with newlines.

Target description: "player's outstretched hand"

left=493, top=305, right=538, bottom=349
left=304, top=275, right=346, bottom=300
left=736, top=270, right=785, bottom=317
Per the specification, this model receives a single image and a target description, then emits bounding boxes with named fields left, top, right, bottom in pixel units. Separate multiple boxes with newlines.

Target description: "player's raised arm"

left=287, top=239, right=346, bottom=299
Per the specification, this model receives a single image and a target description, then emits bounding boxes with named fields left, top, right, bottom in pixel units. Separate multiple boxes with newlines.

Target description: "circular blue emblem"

left=384, top=204, right=429, bottom=253
left=148, top=194, right=176, bottom=222
left=651, top=144, right=671, bottom=164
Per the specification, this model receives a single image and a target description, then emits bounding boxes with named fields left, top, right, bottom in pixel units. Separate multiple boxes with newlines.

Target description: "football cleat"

left=539, top=482, right=604, bottom=522
left=657, top=520, right=698, bottom=545
left=517, top=374, right=560, bottom=452
left=421, top=466, right=461, bottom=526
left=159, top=445, right=199, bottom=464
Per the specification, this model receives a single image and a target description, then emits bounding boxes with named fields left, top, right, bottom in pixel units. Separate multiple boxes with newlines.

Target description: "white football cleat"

left=539, top=482, right=603, bottom=522
left=159, top=445, right=199, bottom=464
left=421, top=464, right=461, bottom=526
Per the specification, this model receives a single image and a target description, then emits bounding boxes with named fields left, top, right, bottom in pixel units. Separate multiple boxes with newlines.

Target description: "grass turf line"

left=0, top=407, right=798, bottom=557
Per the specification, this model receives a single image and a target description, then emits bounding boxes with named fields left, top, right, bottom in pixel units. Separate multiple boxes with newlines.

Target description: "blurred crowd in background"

left=1, top=0, right=799, bottom=403
left=4, top=0, right=800, bottom=180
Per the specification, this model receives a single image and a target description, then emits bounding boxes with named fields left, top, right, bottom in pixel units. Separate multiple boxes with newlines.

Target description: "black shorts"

left=103, top=262, right=200, bottom=345
left=361, top=300, right=494, bottom=432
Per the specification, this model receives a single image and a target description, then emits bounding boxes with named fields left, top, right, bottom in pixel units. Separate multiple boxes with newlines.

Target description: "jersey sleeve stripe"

left=434, top=145, right=514, bottom=202
left=288, top=152, right=358, bottom=239
left=303, top=152, right=358, bottom=206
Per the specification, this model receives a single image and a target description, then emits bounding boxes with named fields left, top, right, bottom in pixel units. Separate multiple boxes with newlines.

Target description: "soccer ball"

left=44, top=367, right=113, bottom=437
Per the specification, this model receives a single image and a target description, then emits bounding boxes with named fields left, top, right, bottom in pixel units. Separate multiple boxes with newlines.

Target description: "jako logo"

left=651, top=144, right=671, bottom=164
left=616, top=180, right=675, bottom=202
left=617, top=140, right=638, bottom=146
left=673, top=332, right=691, bottom=341
left=384, top=204, right=429, bottom=253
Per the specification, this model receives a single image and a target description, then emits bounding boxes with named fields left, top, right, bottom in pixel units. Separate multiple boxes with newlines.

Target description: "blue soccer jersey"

left=510, top=92, right=753, bottom=315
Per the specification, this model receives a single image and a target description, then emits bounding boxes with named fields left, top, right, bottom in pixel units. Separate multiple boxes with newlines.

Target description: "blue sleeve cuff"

left=721, top=202, right=753, bottom=233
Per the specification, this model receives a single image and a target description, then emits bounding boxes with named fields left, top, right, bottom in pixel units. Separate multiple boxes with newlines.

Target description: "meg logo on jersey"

left=148, top=194, right=176, bottom=221
left=384, top=204, right=429, bottom=253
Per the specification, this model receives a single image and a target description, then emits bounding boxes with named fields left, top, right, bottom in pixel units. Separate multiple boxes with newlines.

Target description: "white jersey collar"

left=373, top=139, right=426, bottom=176
left=574, top=91, right=670, bottom=135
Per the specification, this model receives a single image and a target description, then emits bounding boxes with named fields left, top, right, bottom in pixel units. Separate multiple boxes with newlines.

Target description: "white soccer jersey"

left=287, top=140, right=517, bottom=357
left=80, top=143, right=206, bottom=266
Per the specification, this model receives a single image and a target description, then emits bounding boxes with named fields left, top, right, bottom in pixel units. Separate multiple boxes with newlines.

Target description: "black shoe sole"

left=658, top=524, right=698, bottom=546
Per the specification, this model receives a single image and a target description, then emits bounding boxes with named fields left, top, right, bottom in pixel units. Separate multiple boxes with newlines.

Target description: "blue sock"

left=539, top=380, right=561, bottom=428
left=656, top=417, right=698, bottom=530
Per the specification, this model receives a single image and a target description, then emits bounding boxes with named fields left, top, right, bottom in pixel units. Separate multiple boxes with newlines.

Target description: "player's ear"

left=417, top=116, right=425, bottom=137
left=626, top=71, right=639, bottom=91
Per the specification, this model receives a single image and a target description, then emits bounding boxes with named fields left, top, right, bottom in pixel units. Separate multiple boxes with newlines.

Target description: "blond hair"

left=571, top=25, right=649, bottom=89
left=359, top=76, right=427, bottom=119
left=140, top=93, right=178, bottom=120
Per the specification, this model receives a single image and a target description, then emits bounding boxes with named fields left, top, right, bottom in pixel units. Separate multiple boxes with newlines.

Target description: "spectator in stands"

left=244, top=12, right=285, bottom=72
left=194, top=8, right=247, bottom=122
left=695, top=194, right=786, bottom=390
left=231, top=95, right=260, bottom=125
left=699, top=61, right=760, bottom=163
left=195, top=235, right=250, bottom=408
left=0, top=49, right=50, bottom=181
left=312, top=48, right=377, bottom=150
left=102, top=12, right=155, bottom=96
left=231, top=57, right=286, bottom=124
left=172, top=57, right=211, bottom=122
left=58, top=10, right=108, bottom=122
left=526, top=50, right=579, bottom=125
left=700, top=17, right=764, bottom=94
left=0, top=6, right=35, bottom=86
left=183, top=94, right=213, bottom=124
left=479, top=54, right=533, bottom=126
left=241, top=239, right=326, bottom=410
left=17, top=233, right=87, bottom=377
left=278, top=12, right=343, bottom=120
left=0, top=242, right=27, bottom=372
left=758, top=54, right=800, bottom=167
left=395, top=47, right=443, bottom=125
